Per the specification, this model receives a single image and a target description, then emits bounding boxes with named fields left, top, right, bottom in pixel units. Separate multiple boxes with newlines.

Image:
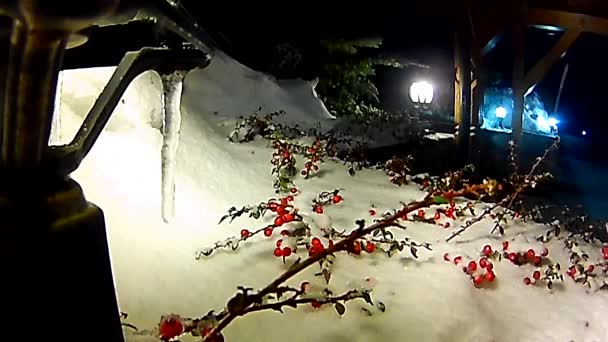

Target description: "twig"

left=490, top=138, right=559, bottom=235
left=244, top=289, right=363, bottom=315
left=445, top=204, right=498, bottom=242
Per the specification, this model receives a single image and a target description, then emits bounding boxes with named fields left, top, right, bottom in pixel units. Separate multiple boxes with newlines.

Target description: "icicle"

left=160, top=70, right=186, bottom=223
left=50, top=70, right=63, bottom=145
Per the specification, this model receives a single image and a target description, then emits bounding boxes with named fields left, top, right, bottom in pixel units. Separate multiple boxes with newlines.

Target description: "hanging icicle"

left=160, top=70, right=186, bottom=223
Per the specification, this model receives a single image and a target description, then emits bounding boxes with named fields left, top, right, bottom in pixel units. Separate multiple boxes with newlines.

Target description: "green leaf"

left=433, top=196, right=449, bottom=204
left=410, top=246, right=418, bottom=258
left=361, top=291, right=373, bottom=305
left=335, top=302, right=346, bottom=316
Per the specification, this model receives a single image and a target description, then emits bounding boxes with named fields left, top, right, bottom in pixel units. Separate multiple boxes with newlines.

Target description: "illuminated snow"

left=53, top=52, right=607, bottom=342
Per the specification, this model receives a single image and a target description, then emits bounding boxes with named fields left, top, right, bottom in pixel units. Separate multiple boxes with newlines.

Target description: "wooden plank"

left=527, top=8, right=608, bottom=35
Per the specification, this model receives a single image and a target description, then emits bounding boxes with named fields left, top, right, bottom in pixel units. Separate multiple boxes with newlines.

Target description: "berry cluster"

left=311, top=189, right=344, bottom=214
left=301, top=138, right=324, bottom=178
left=444, top=244, right=497, bottom=287
left=271, top=140, right=299, bottom=193
left=158, top=314, right=224, bottom=342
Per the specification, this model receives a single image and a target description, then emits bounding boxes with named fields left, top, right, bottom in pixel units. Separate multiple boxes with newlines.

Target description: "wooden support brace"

left=523, top=28, right=581, bottom=91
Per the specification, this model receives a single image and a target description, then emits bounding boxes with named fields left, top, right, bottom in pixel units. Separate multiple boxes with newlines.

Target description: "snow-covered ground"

left=53, top=52, right=608, bottom=342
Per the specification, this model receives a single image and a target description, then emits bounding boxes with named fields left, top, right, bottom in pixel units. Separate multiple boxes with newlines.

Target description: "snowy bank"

left=52, top=52, right=608, bottom=342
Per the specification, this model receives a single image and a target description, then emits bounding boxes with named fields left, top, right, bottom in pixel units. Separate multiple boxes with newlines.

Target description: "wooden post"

left=511, top=10, right=525, bottom=162
left=454, top=31, right=462, bottom=125
left=457, top=3, right=472, bottom=164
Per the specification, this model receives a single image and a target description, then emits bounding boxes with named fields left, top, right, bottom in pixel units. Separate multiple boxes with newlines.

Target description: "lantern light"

left=495, top=106, right=507, bottom=119
left=409, top=81, right=434, bottom=104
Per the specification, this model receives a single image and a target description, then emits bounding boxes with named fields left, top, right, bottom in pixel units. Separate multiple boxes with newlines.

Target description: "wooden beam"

left=527, top=8, right=608, bottom=35
left=523, top=28, right=581, bottom=91
left=477, top=0, right=521, bottom=55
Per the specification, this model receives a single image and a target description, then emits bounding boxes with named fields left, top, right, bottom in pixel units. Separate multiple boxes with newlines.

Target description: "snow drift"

left=52, top=51, right=608, bottom=342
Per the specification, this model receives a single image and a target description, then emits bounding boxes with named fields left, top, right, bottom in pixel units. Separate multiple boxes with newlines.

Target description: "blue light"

left=495, top=106, right=507, bottom=118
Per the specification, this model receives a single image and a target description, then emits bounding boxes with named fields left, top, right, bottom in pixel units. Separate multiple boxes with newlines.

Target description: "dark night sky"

left=66, top=1, right=607, bottom=145
left=179, top=1, right=607, bottom=144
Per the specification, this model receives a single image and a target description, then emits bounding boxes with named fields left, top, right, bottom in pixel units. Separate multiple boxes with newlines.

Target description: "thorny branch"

left=203, top=197, right=438, bottom=341
left=489, top=138, right=559, bottom=235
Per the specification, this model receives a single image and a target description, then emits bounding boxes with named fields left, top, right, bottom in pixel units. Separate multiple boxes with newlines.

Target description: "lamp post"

left=495, top=106, right=507, bottom=130
left=409, top=81, right=434, bottom=119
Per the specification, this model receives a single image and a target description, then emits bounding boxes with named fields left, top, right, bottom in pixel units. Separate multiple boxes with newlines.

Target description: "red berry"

left=502, top=241, right=509, bottom=250
left=274, top=216, right=284, bottom=227
left=313, top=165, right=319, bottom=171
left=508, top=252, right=518, bottom=263
left=308, top=245, right=322, bottom=256
left=314, top=206, right=324, bottom=214
left=274, top=247, right=283, bottom=257
left=533, top=270, right=541, bottom=280
left=287, top=195, right=294, bottom=202
left=540, top=247, right=549, bottom=257
left=365, top=242, right=375, bottom=253
left=268, top=202, right=278, bottom=211
left=305, top=162, right=312, bottom=168
left=482, top=245, right=493, bottom=257
left=525, top=249, right=536, bottom=260
left=283, top=213, right=295, bottom=222
left=602, top=246, right=608, bottom=259
left=159, top=315, right=184, bottom=341
left=290, top=187, right=298, bottom=193
left=301, top=170, right=307, bottom=176
left=454, top=256, right=462, bottom=265
left=277, top=206, right=288, bottom=216
left=444, top=222, right=451, bottom=228
left=446, top=207, right=455, bottom=219
left=281, top=198, right=289, bottom=206
left=240, top=229, right=251, bottom=238
left=353, top=241, right=362, bottom=254
left=479, top=258, right=488, bottom=268
left=282, top=247, right=292, bottom=257
left=523, top=277, right=531, bottom=285
left=311, top=300, right=322, bottom=308
left=587, top=265, right=595, bottom=273
left=486, top=263, right=494, bottom=271
left=264, top=227, right=273, bottom=237
left=276, top=239, right=283, bottom=247
left=369, top=209, right=377, bottom=216
left=473, top=275, right=484, bottom=286
left=434, top=212, right=441, bottom=220
left=417, top=209, right=425, bottom=218
left=485, top=271, right=496, bottom=282
left=311, top=237, right=322, bottom=247
left=280, top=229, right=290, bottom=236
left=332, top=195, right=343, bottom=204
left=467, top=261, right=477, bottom=273
left=443, top=253, right=450, bottom=262
left=533, top=256, right=542, bottom=266
left=567, top=266, right=576, bottom=277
